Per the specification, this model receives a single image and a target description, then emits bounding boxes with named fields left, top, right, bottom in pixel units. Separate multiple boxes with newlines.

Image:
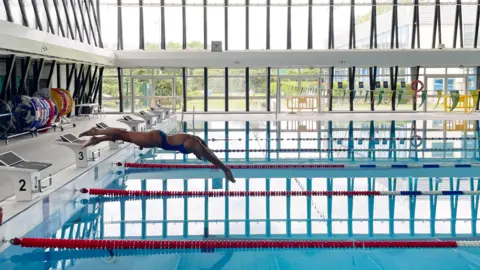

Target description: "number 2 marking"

left=19, top=179, right=26, bottom=191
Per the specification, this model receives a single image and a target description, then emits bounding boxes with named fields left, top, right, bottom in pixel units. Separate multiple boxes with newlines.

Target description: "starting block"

left=56, top=133, right=100, bottom=168
left=149, top=107, right=173, bottom=120
left=117, top=115, right=146, bottom=132
left=0, top=151, right=52, bottom=201
left=96, top=122, right=126, bottom=149
left=138, top=111, right=158, bottom=129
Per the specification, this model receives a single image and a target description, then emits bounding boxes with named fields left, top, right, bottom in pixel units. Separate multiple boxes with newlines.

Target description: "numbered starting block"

left=137, top=111, right=158, bottom=129
left=117, top=115, right=146, bottom=132
left=0, top=151, right=52, bottom=201
left=96, top=122, right=126, bottom=150
left=56, top=133, right=100, bottom=168
left=149, top=107, right=173, bottom=120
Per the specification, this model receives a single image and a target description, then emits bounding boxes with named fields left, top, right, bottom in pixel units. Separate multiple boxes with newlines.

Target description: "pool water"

left=1, top=120, right=480, bottom=269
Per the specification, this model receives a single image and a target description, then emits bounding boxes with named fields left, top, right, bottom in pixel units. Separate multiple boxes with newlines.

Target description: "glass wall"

left=83, top=1, right=480, bottom=51
left=102, top=68, right=121, bottom=112
left=1, top=0, right=102, bottom=47
left=3, top=1, right=479, bottom=52
left=107, top=67, right=478, bottom=114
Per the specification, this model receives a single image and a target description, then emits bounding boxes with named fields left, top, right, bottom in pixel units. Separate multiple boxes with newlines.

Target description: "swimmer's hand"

left=226, top=170, right=236, bottom=183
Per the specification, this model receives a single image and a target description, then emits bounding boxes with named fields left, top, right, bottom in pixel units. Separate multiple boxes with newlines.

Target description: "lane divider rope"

left=10, top=238, right=478, bottom=250
left=80, top=188, right=480, bottom=198
left=209, top=137, right=479, bottom=142
left=208, top=148, right=480, bottom=153
left=117, top=162, right=480, bottom=170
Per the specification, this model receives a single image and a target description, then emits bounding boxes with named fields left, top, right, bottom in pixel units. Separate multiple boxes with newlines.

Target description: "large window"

left=417, top=3, right=434, bottom=48
left=35, top=0, right=48, bottom=32
left=186, top=68, right=204, bottom=111
left=44, top=0, right=59, bottom=35
left=87, top=1, right=98, bottom=42
left=375, top=4, right=392, bottom=48
left=333, top=6, right=349, bottom=49
left=102, top=69, right=120, bottom=112
left=122, top=5, right=139, bottom=49
left=100, top=2, right=118, bottom=49
left=207, top=6, right=224, bottom=50
left=208, top=69, right=226, bottom=111
left=270, top=74, right=278, bottom=111
left=66, top=0, right=80, bottom=40
left=144, top=3, right=162, bottom=50
left=249, top=68, right=268, bottom=111
left=186, top=6, right=204, bottom=49
left=270, top=7, right=287, bottom=49
left=165, top=7, right=183, bottom=49
left=10, top=0, right=23, bottom=25
left=133, top=78, right=153, bottom=112
left=229, top=69, right=246, bottom=110
left=25, top=0, right=36, bottom=29
left=228, top=6, right=246, bottom=50
left=77, top=0, right=90, bottom=43
left=249, top=5, right=266, bottom=49
left=291, top=6, right=308, bottom=49
left=312, top=5, right=329, bottom=49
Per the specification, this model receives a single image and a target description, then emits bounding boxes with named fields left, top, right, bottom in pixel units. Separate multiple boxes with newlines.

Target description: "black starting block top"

left=119, top=115, right=144, bottom=123
left=60, top=133, right=86, bottom=144
left=96, top=122, right=127, bottom=131
left=96, top=122, right=109, bottom=129
left=139, top=111, right=149, bottom=116
left=0, top=151, right=52, bottom=171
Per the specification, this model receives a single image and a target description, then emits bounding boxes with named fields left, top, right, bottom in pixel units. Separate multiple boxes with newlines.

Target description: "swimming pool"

left=1, top=120, right=480, bottom=269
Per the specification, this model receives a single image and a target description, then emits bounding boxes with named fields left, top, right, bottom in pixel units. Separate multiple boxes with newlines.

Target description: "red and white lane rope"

left=116, top=162, right=479, bottom=170
left=117, top=162, right=345, bottom=169
left=10, top=238, right=479, bottom=250
left=209, top=137, right=478, bottom=142
left=80, top=188, right=480, bottom=198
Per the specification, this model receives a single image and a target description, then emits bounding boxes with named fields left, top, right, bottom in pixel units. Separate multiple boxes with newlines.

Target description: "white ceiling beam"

left=115, top=49, right=480, bottom=68
left=0, top=20, right=115, bottom=66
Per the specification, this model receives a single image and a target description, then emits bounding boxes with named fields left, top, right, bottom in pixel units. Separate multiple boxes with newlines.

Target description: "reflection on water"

left=73, top=176, right=480, bottom=240
left=4, top=175, right=480, bottom=269
left=2, top=119, right=480, bottom=270
left=152, top=120, right=480, bottom=162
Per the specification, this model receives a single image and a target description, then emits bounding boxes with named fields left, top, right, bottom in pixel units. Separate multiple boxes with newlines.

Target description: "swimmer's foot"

left=79, top=127, right=99, bottom=137
left=82, top=136, right=101, bottom=148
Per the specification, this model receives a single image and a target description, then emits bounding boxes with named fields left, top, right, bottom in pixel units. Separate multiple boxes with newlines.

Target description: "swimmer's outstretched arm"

left=185, top=138, right=236, bottom=183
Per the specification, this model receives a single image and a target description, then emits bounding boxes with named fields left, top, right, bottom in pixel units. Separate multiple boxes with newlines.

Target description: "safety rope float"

left=207, top=148, right=479, bottom=153
left=80, top=188, right=480, bottom=198
left=118, top=162, right=344, bottom=169
left=9, top=238, right=479, bottom=250
left=117, top=162, right=478, bottom=170
left=209, top=137, right=478, bottom=142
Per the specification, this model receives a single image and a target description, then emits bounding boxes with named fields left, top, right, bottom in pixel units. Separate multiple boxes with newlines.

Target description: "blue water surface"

left=1, top=120, right=480, bottom=269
